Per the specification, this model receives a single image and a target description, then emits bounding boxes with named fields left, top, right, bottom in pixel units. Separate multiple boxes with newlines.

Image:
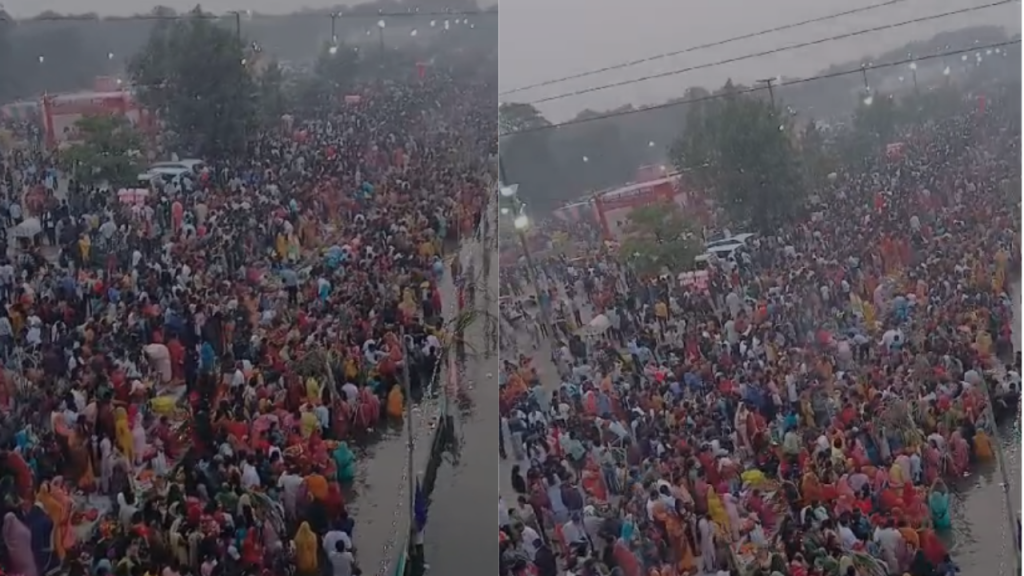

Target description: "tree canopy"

left=127, top=10, right=258, bottom=158
left=491, top=27, right=1018, bottom=210
left=670, top=89, right=805, bottom=232
left=61, top=115, right=142, bottom=186
left=617, top=202, right=699, bottom=276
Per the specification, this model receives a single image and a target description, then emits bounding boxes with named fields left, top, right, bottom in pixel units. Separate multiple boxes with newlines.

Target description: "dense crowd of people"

left=499, top=86, right=1020, bottom=576
left=0, top=64, right=493, bottom=576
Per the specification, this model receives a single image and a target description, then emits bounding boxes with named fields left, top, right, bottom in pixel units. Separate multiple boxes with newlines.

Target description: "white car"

left=704, top=232, right=755, bottom=251
left=138, top=159, right=206, bottom=184
left=694, top=243, right=744, bottom=269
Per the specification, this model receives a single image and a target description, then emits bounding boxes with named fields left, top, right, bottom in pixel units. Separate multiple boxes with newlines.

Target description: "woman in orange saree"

left=800, top=470, right=822, bottom=505
left=653, top=501, right=697, bottom=575
left=36, top=480, right=74, bottom=561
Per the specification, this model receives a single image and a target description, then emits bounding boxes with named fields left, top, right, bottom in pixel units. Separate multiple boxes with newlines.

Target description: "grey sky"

left=499, top=0, right=1020, bottom=120
left=2, top=0, right=491, bottom=16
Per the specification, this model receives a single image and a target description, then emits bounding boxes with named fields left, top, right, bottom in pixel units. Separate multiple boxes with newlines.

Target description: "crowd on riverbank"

left=499, top=91, right=1020, bottom=576
left=0, top=68, right=493, bottom=576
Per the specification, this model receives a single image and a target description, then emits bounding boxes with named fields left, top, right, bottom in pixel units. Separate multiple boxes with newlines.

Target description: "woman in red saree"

left=580, top=461, right=608, bottom=503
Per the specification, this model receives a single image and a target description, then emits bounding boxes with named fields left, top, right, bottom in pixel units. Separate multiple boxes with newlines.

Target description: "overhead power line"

left=0, top=9, right=496, bottom=23
left=503, top=40, right=1019, bottom=137
left=498, top=0, right=910, bottom=96
left=527, top=0, right=1012, bottom=105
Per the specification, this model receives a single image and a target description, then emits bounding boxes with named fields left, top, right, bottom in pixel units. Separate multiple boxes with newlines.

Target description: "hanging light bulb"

left=863, top=94, right=874, bottom=106
left=328, top=45, right=338, bottom=55
left=443, top=19, right=450, bottom=30
left=430, top=20, right=436, bottom=27
left=943, top=66, right=951, bottom=76
left=38, top=55, right=45, bottom=63
left=410, top=29, right=418, bottom=37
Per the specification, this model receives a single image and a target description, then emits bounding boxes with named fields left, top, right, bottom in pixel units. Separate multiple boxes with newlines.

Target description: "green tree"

left=617, top=202, right=699, bottom=276
left=499, top=103, right=568, bottom=210
left=0, top=11, right=15, bottom=102
left=670, top=89, right=804, bottom=231
left=128, top=9, right=258, bottom=158
left=286, top=42, right=362, bottom=116
left=61, top=115, right=142, bottom=186
left=499, top=102, right=549, bottom=135
left=313, top=42, right=361, bottom=90
left=799, top=120, right=839, bottom=188
left=257, top=60, right=290, bottom=127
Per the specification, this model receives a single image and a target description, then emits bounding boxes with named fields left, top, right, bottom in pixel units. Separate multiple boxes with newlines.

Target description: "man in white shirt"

left=323, top=528, right=354, bottom=557
left=838, top=517, right=859, bottom=550
left=240, top=458, right=261, bottom=490
left=327, top=539, right=357, bottom=576
left=499, top=496, right=511, bottom=529
left=277, top=470, right=304, bottom=521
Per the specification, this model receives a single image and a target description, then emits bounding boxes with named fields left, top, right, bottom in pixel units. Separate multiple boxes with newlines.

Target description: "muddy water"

left=950, top=284, right=1020, bottom=575
left=421, top=238, right=499, bottom=574
left=347, top=246, right=466, bottom=576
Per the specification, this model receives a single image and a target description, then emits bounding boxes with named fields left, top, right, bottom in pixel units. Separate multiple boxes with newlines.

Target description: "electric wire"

left=527, top=0, right=1012, bottom=105
left=498, top=0, right=911, bottom=95
left=502, top=39, right=1019, bottom=137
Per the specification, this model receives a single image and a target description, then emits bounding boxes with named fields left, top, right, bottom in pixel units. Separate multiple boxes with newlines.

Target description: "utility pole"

left=756, top=77, right=776, bottom=107
left=229, top=10, right=242, bottom=41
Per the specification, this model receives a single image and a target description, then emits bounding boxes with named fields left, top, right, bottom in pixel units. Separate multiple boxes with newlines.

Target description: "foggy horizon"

left=499, top=0, right=1020, bottom=121
left=1, top=0, right=490, bottom=18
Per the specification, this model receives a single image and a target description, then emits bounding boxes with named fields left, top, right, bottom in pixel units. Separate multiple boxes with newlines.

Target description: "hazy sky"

left=6, top=0, right=1018, bottom=121
left=499, top=0, right=1020, bottom=120
left=1, top=0, right=485, bottom=17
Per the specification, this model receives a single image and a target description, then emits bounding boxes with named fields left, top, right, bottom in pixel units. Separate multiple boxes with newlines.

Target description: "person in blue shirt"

left=936, top=554, right=959, bottom=576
